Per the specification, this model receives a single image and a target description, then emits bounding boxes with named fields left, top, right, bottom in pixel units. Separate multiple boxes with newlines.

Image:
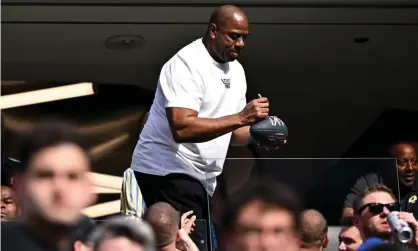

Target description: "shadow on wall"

left=1, top=83, right=154, bottom=176
left=344, top=108, right=418, bottom=158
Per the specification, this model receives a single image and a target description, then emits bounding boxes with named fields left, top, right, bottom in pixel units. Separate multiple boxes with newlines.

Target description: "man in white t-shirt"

left=130, top=5, right=274, bottom=250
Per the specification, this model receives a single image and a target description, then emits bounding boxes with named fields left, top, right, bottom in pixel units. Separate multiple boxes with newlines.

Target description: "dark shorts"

left=134, top=171, right=213, bottom=251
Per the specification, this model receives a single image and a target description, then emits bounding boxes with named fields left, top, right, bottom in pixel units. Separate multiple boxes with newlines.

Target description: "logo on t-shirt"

left=221, top=78, right=231, bottom=89
left=409, top=195, right=417, bottom=204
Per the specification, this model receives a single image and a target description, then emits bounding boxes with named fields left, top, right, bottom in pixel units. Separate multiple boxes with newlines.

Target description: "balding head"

left=204, top=5, right=249, bottom=63
left=390, top=142, right=416, bottom=157
left=143, top=202, right=180, bottom=248
left=209, top=5, right=247, bottom=29
left=299, top=209, right=328, bottom=250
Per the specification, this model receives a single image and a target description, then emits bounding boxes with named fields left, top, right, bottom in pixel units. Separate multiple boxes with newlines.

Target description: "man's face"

left=1, top=186, right=19, bottom=221
left=211, top=14, right=249, bottom=62
left=17, top=143, right=94, bottom=226
left=97, top=237, right=144, bottom=251
left=355, top=191, right=397, bottom=240
left=338, top=226, right=362, bottom=251
left=392, top=144, right=417, bottom=187
left=222, top=200, right=299, bottom=251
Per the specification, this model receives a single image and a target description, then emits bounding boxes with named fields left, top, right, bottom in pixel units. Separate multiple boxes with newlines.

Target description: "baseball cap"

left=357, top=237, right=385, bottom=251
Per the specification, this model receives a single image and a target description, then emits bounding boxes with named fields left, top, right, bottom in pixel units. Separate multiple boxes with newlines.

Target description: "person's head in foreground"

left=89, top=216, right=155, bottom=251
left=203, top=5, right=249, bottom=63
left=13, top=120, right=95, bottom=231
left=353, top=184, right=397, bottom=241
left=71, top=216, right=97, bottom=251
left=219, top=179, right=302, bottom=251
left=143, top=202, right=180, bottom=250
left=299, top=209, right=328, bottom=251
left=338, top=216, right=363, bottom=251
left=1, top=185, right=19, bottom=221
left=390, top=142, right=418, bottom=187
left=143, top=202, right=198, bottom=251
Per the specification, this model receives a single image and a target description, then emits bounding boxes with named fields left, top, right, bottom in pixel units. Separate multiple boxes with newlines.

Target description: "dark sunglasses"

left=357, top=203, right=398, bottom=215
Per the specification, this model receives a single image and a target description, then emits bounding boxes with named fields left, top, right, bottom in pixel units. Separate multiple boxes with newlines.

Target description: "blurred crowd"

left=1, top=119, right=418, bottom=251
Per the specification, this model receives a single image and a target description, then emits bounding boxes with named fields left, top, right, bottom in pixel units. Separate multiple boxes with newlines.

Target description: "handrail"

left=2, top=0, right=418, bottom=7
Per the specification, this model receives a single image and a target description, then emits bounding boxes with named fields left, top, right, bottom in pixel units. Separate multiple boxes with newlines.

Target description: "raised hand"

left=238, top=97, right=269, bottom=125
left=181, top=210, right=196, bottom=234
left=176, top=228, right=200, bottom=251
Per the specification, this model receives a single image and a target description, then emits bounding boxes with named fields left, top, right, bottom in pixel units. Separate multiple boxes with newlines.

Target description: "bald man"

left=342, top=142, right=418, bottom=218
left=130, top=5, right=274, bottom=250
left=144, top=202, right=198, bottom=251
left=299, top=209, right=329, bottom=251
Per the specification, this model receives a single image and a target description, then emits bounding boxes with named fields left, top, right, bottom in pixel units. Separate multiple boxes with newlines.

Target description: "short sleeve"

left=238, top=94, right=246, bottom=111
left=238, top=66, right=247, bottom=111
left=159, top=56, right=204, bottom=112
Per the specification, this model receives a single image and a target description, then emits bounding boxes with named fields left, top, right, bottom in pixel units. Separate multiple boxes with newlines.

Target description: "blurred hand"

left=181, top=210, right=196, bottom=234
left=397, top=212, right=418, bottom=245
left=176, top=228, right=199, bottom=251
left=238, top=97, right=269, bottom=125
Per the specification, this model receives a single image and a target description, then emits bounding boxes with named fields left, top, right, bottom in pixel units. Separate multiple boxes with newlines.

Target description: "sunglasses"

left=357, top=203, right=399, bottom=215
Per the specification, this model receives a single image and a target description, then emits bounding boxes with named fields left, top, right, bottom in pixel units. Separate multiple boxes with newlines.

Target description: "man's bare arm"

left=231, top=126, right=251, bottom=146
left=166, top=97, right=268, bottom=143
left=167, top=107, right=243, bottom=143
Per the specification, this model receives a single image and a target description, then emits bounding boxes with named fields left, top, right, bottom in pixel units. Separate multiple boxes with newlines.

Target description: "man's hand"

left=181, top=211, right=196, bottom=234
left=238, top=97, right=269, bottom=125
left=176, top=228, right=200, bottom=251
left=397, top=212, right=418, bottom=245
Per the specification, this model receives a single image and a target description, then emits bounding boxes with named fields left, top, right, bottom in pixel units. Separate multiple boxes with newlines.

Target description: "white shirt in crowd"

left=131, top=38, right=247, bottom=195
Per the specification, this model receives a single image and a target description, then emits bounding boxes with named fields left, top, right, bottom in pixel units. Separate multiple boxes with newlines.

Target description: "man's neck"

left=159, top=243, right=182, bottom=251
left=300, top=247, right=323, bottom=251
left=23, top=213, right=72, bottom=250
left=202, top=35, right=225, bottom=64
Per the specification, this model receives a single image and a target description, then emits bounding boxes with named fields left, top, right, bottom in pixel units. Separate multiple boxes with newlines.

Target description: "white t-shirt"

left=131, top=38, right=247, bottom=196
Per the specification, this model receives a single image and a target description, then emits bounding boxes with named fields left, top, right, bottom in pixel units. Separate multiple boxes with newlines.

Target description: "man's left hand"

left=181, top=211, right=196, bottom=234
left=398, top=212, right=418, bottom=245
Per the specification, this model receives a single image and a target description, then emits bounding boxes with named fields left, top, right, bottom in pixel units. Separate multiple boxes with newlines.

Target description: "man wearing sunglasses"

left=343, top=142, right=418, bottom=218
left=353, top=184, right=418, bottom=246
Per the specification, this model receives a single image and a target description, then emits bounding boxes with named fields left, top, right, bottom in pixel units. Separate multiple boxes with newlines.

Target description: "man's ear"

left=323, top=235, right=329, bottom=248
left=209, top=23, right=218, bottom=39
left=73, top=240, right=82, bottom=251
left=353, top=215, right=361, bottom=228
left=84, top=176, right=97, bottom=208
left=176, top=230, right=181, bottom=242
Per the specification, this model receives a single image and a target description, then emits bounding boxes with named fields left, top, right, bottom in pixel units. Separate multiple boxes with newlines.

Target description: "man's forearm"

left=231, top=126, right=251, bottom=146
left=170, top=113, right=245, bottom=143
